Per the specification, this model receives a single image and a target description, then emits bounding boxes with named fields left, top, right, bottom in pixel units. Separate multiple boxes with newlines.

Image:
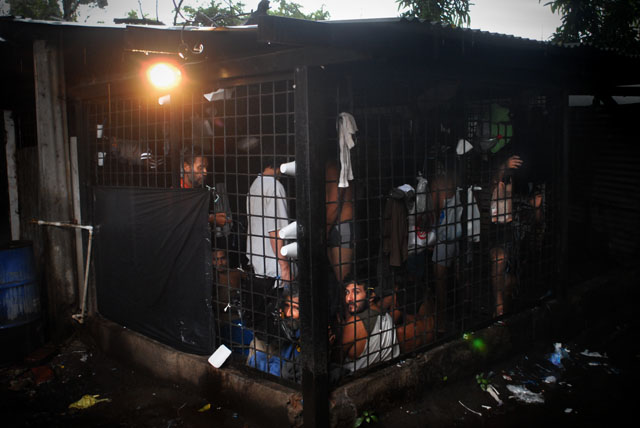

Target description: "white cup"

left=280, top=242, right=298, bottom=258
left=278, top=221, right=297, bottom=239
left=280, top=161, right=296, bottom=176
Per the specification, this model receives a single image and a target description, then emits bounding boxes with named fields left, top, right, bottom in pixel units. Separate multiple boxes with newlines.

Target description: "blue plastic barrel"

left=0, top=241, right=42, bottom=361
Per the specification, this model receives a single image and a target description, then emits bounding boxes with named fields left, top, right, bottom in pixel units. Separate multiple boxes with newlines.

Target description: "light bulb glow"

left=146, top=62, right=182, bottom=90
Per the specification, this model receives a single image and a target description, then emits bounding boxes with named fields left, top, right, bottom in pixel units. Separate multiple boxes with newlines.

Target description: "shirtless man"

left=326, top=161, right=355, bottom=282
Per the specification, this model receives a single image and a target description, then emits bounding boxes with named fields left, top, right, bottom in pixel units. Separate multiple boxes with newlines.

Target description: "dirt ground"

left=373, top=301, right=639, bottom=427
left=2, top=282, right=638, bottom=428
left=1, top=331, right=250, bottom=428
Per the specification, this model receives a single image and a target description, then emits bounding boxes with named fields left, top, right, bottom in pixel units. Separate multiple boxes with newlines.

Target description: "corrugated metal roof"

left=1, top=14, right=638, bottom=59
left=0, top=14, right=555, bottom=43
left=0, top=15, right=258, bottom=31
left=0, top=15, right=127, bottom=29
left=397, top=16, right=547, bottom=43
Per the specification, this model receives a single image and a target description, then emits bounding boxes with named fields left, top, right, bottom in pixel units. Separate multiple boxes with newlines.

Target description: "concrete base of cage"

left=329, top=270, right=637, bottom=427
left=86, top=315, right=303, bottom=428
left=85, top=269, right=635, bottom=428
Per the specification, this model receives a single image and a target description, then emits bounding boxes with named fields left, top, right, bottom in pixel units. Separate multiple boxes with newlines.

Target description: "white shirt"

left=246, top=174, right=290, bottom=278
left=344, top=312, right=400, bottom=372
left=435, top=187, right=481, bottom=243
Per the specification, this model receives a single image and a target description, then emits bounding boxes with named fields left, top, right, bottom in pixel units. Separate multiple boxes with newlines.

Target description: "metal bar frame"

left=294, top=65, right=330, bottom=427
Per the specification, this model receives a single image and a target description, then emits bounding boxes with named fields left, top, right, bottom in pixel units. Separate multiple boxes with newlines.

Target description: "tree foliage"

left=397, top=0, right=471, bottom=27
left=542, top=0, right=640, bottom=54
left=178, top=0, right=329, bottom=26
left=181, top=1, right=246, bottom=26
left=126, top=8, right=150, bottom=20
left=9, top=0, right=108, bottom=21
left=9, top=0, right=62, bottom=19
left=268, top=0, right=330, bottom=20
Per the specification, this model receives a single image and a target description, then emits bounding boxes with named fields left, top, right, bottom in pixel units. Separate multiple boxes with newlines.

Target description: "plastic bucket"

left=0, top=241, right=43, bottom=362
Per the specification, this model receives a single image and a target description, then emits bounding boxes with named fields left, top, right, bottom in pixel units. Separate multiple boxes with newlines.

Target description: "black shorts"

left=327, top=221, right=355, bottom=249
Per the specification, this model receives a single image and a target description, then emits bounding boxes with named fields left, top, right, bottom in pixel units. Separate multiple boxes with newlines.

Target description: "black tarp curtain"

left=93, top=187, right=214, bottom=354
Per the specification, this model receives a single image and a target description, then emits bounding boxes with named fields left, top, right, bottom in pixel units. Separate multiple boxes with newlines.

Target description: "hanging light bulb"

left=146, top=62, right=182, bottom=91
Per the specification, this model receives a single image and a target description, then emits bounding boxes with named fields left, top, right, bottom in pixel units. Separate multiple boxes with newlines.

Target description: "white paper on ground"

left=208, top=344, right=232, bottom=368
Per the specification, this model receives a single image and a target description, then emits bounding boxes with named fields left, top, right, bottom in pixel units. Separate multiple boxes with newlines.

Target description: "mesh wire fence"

left=86, top=72, right=558, bottom=384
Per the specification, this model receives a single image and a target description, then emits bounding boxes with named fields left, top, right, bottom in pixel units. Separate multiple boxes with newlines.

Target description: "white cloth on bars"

left=337, top=112, right=358, bottom=188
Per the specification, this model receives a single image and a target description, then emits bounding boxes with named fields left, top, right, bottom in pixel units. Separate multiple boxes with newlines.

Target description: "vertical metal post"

left=170, top=92, right=182, bottom=188
left=558, top=90, right=570, bottom=300
left=69, top=136, right=85, bottom=300
left=295, top=66, right=329, bottom=427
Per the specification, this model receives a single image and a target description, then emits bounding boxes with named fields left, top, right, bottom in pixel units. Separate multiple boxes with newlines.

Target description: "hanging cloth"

left=382, top=187, right=411, bottom=267
left=337, top=112, right=358, bottom=188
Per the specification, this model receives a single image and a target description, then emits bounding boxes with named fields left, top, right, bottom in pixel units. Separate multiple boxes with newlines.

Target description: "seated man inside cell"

left=340, top=276, right=400, bottom=373
left=374, top=280, right=436, bottom=353
left=213, top=243, right=250, bottom=352
left=213, top=245, right=245, bottom=317
left=246, top=284, right=301, bottom=382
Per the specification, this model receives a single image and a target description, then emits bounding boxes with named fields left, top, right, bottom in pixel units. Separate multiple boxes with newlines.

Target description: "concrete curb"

left=85, top=270, right=637, bottom=427
left=86, top=317, right=302, bottom=428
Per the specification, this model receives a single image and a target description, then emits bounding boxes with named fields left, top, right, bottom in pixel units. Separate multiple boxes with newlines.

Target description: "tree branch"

left=173, top=0, right=185, bottom=25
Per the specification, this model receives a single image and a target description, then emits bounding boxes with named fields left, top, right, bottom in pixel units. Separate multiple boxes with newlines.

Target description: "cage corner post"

left=558, top=89, right=570, bottom=301
left=295, top=65, right=330, bottom=427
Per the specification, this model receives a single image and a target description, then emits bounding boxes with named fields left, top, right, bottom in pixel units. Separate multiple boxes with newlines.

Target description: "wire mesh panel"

left=84, top=66, right=558, bottom=385
left=86, top=77, right=302, bottom=383
left=211, top=79, right=299, bottom=383
left=319, top=69, right=559, bottom=380
left=87, top=96, right=172, bottom=188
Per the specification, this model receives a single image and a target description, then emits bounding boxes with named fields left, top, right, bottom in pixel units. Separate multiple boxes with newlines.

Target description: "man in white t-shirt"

left=246, top=157, right=295, bottom=342
left=246, top=158, right=293, bottom=284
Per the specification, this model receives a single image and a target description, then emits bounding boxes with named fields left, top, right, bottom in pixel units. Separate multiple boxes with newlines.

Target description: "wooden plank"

left=33, top=39, right=77, bottom=340
left=4, top=110, right=20, bottom=240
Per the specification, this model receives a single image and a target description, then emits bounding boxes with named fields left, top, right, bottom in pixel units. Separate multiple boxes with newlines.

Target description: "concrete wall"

left=85, top=268, right=639, bottom=427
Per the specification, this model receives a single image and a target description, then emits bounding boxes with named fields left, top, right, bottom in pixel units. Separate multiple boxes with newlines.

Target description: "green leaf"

left=371, top=414, right=379, bottom=422
left=354, top=417, right=364, bottom=428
